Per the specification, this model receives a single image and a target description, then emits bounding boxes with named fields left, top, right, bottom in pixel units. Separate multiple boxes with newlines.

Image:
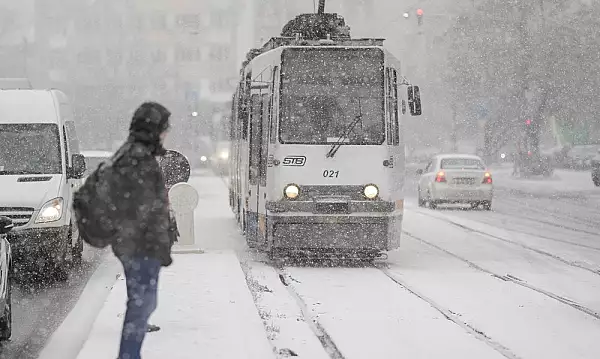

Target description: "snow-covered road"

left=40, top=171, right=600, bottom=359
left=240, top=171, right=600, bottom=359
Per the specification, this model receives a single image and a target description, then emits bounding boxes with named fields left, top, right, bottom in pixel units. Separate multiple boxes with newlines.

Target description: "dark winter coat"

left=110, top=102, right=173, bottom=266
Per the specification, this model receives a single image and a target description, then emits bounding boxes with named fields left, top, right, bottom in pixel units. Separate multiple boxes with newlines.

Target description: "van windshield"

left=0, top=124, right=62, bottom=175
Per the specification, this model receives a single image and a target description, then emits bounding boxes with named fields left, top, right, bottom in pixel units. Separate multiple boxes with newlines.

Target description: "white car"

left=81, top=150, right=112, bottom=177
left=417, top=154, right=493, bottom=210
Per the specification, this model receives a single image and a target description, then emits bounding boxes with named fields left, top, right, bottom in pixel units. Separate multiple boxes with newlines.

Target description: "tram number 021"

left=323, top=170, right=340, bottom=178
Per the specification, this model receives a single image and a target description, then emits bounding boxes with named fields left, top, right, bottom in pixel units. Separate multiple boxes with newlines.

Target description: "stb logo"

left=282, top=155, right=306, bottom=167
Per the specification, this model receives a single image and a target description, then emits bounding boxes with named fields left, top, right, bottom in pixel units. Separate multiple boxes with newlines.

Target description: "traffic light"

left=416, top=9, right=423, bottom=26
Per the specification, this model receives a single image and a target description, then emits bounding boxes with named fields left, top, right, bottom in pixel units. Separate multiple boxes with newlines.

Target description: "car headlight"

left=35, top=197, right=64, bottom=223
left=200, top=155, right=208, bottom=162
left=284, top=184, right=300, bottom=199
left=364, top=184, right=379, bottom=199
left=219, top=151, right=229, bottom=160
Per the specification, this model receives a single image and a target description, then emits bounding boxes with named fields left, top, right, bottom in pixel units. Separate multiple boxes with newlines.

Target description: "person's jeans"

left=118, top=256, right=161, bottom=359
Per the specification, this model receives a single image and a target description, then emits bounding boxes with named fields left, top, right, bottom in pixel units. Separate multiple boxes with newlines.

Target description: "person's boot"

left=147, top=324, right=161, bottom=332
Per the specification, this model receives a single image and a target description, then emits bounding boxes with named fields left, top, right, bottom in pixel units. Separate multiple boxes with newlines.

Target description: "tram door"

left=247, top=94, right=263, bottom=242
left=257, top=94, right=271, bottom=243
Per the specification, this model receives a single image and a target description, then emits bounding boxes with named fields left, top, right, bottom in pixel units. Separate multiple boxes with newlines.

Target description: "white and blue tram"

left=228, top=24, right=422, bottom=259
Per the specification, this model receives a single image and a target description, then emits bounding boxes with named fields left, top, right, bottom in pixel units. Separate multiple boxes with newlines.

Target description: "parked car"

left=0, top=216, right=13, bottom=341
left=417, top=154, right=493, bottom=210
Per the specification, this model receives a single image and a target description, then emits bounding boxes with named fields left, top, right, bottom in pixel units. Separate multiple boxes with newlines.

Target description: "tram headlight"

left=284, top=184, right=300, bottom=199
left=363, top=184, right=379, bottom=199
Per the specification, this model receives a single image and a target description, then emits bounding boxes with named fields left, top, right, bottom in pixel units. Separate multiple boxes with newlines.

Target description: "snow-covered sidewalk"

left=76, top=250, right=274, bottom=359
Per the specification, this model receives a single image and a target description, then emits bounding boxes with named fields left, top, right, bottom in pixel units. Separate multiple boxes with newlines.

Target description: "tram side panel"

left=384, top=53, right=407, bottom=250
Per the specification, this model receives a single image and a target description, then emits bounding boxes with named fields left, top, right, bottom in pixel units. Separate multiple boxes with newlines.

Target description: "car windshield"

left=0, top=123, right=62, bottom=175
left=280, top=48, right=384, bottom=144
left=441, top=158, right=485, bottom=170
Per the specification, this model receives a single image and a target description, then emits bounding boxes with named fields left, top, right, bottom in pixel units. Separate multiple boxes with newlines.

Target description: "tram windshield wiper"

left=326, top=99, right=363, bottom=158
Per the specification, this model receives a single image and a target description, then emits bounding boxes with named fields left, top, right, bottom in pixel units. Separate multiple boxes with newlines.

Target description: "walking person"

left=110, top=102, right=174, bottom=359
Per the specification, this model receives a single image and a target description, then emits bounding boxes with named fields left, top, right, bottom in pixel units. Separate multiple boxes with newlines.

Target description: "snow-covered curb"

left=38, top=253, right=121, bottom=359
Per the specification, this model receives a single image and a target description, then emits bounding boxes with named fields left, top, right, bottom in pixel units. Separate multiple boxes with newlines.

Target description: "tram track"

left=414, top=209, right=600, bottom=275
left=259, top=256, right=521, bottom=359
left=443, top=210, right=600, bottom=252
left=495, top=195, right=600, bottom=235
left=273, top=266, right=347, bottom=359
left=238, top=252, right=346, bottom=359
left=399, top=230, right=600, bottom=321
left=374, top=263, right=521, bottom=359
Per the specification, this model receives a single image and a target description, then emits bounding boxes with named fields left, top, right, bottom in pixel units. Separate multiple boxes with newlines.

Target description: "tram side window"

left=386, top=68, right=393, bottom=145
left=269, top=66, right=279, bottom=144
left=391, top=69, right=400, bottom=146
left=249, top=94, right=262, bottom=184
left=241, top=74, right=252, bottom=140
left=260, top=94, right=270, bottom=186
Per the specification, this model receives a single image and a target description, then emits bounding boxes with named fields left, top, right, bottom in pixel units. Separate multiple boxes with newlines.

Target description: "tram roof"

left=240, top=36, right=387, bottom=72
left=261, top=37, right=385, bottom=52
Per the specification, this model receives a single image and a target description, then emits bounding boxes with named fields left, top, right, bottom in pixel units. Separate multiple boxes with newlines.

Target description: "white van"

left=0, top=89, right=86, bottom=279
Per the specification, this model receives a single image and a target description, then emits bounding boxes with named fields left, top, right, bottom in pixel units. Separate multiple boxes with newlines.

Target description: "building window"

left=208, top=45, right=230, bottom=61
left=129, top=49, right=145, bottom=64
left=176, top=14, right=201, bottom=30
left=135, top=15, right=146, bottom=30
left=77, top=49, right=101, bottom=66
left=106, top=15, right=123, bottom=30
left=150, top=12, right=167, bottom=30
left=175, top=47, right=201, bottom=62
left=150, top=49, right=167, bottom=64
left=106, top=50, right=123, bottom=67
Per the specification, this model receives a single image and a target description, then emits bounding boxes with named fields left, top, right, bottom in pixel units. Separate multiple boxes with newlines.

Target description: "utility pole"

left=318, top=0, right=325, bottom=14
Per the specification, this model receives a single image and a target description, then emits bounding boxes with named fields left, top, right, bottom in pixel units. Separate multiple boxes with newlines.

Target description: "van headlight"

left=35, top=197, right=64, bottom=223
left=364, top=184, right=379, bottom=199
left=284, top=184, right=300, bottom=199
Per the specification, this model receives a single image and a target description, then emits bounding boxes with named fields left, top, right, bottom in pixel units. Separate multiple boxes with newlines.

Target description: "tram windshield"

left=280, top=48, right=385, bottom=145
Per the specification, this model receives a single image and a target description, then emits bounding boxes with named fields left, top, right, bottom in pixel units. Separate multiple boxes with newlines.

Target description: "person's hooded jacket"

left=110, top=102, right=173, bottom=266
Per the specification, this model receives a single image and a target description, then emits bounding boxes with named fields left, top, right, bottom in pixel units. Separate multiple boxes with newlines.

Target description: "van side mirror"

left=0, top=216, right=14, bottom=235
left=408, top=86, right=422, bottom=116
left=70, top=154, right=86, bottom=179
left=416, top=169, right=424, bottom=175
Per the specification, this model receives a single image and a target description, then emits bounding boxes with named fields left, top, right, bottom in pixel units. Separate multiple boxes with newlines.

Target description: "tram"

left=228, top=2, right=422, bottom=259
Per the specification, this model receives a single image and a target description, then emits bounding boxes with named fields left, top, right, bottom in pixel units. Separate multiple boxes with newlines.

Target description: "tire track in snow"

left=401, top=230, right=600, bottom=321
left=375, top=264, right=521, bottom=359
left=495, top=196, right=600, bottom=236
left=415, top=209, right=600, bottom=276
left=273, top=266, right=346, bottom=359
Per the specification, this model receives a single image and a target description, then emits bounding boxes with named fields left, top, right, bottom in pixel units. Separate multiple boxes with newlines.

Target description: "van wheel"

left=51, top=234, right=70, bottom=282
left=0, top=269, right=12, bottom=340
left=70, top=224, right=83, bottom=265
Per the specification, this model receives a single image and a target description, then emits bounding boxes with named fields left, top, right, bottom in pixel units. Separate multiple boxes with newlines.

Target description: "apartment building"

left=0, top=1, right=35, bottom=79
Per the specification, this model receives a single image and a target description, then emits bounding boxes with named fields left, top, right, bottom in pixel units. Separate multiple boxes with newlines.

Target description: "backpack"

left=72, top=158, right=121, bottom=248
